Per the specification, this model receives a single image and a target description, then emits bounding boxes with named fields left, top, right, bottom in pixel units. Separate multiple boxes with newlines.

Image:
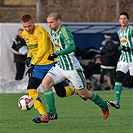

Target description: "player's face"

left=22, top=19, right=34, bottom=34
left=47, top=17, right=60, bottom=31
left=119, top=15, right=129, bottom=27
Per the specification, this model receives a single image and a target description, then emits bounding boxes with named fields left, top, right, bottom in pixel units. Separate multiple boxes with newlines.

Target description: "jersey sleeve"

left=32, top=29, right=49, bottom=65
left=131, top=29, right=133, bottom=49
left=129, top=26, right=133, bottom=49
left=56, top=27, right=76, bottom=56
left=27, top=50, right=33, bottom=58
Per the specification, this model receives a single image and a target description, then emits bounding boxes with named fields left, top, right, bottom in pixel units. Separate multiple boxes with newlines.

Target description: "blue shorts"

left=32, top=62, right=56, bottom=79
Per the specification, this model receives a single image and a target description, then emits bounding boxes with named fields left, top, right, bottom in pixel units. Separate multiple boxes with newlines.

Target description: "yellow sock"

left=74, top=89, right=78, bottom=94
left=64, top=86, right=75, bottom=97
left=27, top=89, right=47, bottom=116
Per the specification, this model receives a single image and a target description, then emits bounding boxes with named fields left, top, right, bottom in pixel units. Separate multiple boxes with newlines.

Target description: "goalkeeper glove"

left=25, top=64, right=35, bottom=77
left=48, top=54, right=57, bottom=61
left=25, top=57, right=31, bottom=67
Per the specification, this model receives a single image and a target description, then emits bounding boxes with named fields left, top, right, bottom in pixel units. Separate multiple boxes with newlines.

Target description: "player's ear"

left=57, top=19, right=61, bottom=23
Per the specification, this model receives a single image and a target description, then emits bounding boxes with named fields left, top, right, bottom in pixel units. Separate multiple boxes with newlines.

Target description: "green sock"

left=90, top=92, right=107, bottom=109
left=114, top=82, right=122, bottom=103
left=44, top=90, right=56, bottom=114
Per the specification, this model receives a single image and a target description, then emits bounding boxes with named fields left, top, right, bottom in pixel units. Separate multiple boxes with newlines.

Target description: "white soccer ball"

left=18, top=95, right=34, bottom=111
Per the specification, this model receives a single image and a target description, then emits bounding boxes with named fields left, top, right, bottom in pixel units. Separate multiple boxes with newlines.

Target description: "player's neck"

left=54, top=24, right=61, bottom=32
left=121, top=25, right=128, bottom=30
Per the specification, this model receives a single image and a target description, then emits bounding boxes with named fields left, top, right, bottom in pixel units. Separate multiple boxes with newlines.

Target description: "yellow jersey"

left=22, top=25, right=56, bottom=65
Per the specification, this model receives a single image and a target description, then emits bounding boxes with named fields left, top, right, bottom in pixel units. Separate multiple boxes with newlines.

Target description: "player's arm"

left=56, top=30, right=76, bottom=57
left=56, top=43, right=76, bottom=56
left=25, top=50, right=33, bottom=67
left=32, top=30, right=49, bottom=65
left=56, top=27, right=76, bottom=56
left=27, top=49, right=33, bottom=58
left=48, top=27, right=76, bottom=60
left=131, top=28, right=133, bottom=50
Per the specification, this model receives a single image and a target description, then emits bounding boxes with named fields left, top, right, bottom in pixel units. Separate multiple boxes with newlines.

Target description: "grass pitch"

left=0, top=90, right=133, bottom=133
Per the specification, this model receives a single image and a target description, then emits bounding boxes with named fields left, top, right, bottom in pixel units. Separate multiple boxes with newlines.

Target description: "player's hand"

left=25, top=64, right=35, bottom=77
left=121, top=46, right=130, bottom=52
left=25, top=57, right=31, bottom=67
left=48, top=54, right=57, bottom=61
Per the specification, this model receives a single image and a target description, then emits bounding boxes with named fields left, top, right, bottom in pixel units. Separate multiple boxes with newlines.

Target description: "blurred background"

left=0, top=0, right=133, bottom=92
left=0, top=0, right=133, bottom=22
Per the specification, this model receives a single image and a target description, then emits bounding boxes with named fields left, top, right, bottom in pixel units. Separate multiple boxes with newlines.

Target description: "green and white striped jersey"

left=117, top=25, right=133, bottom=63
left=50, top=25, right=81, bottom=70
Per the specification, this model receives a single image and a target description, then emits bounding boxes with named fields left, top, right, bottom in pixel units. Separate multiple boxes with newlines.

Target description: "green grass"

left=0, top=90, right=133, bottom=133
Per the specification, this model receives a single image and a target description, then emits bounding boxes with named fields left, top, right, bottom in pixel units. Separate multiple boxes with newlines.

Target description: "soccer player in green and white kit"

left=42, top=12, right=110, bottom=120
left=110, top=12, right=133, bottom=109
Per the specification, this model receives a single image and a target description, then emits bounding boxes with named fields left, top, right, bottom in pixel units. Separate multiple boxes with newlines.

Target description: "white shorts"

left=116, top=61, right=133, bottom=76
left=47, top=65, right=86, bottom=90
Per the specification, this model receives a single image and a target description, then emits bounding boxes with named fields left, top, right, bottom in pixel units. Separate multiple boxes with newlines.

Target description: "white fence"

left=0, top=23, right=49, bottom=81
left=0, top=23, right=49, bottom=93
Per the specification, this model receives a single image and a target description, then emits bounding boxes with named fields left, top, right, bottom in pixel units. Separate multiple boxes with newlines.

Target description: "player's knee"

left=42, top=78, right=53, bottom=91
left=115, top=71, right=125, bottom=82
left=27, top=77, right=42, bottom=90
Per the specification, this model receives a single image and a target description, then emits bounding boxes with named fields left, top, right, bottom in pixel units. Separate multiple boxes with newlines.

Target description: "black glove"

left=25, top=57, right=31, bottom=67
left=48, top=54, right=57, bottom=61
left=121, top=46, right=130, bottom=52
left=25, top=64, right=35, bottom=77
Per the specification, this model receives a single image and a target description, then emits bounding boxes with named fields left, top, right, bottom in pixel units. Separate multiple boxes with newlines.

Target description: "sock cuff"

left=90, top=91, right=97, bottom=101
left=44, top=90, right=53, bottom=95
left=115, top=82, right=122, bottom=86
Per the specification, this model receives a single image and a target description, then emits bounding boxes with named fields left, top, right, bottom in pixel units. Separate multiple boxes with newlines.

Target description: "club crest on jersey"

left=32, top=37, right=36, bottom=41
left=121, top=37, right=127, bottom=45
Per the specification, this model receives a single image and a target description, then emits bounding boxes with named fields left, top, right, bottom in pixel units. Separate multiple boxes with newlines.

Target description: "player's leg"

left=111, top=62, right=133, bottom=107
left=110, top=62, right=128, bottom=109
left=43, top=62, right=75, bottom=98
left=54, top=82, right=75, bottom=98
left=42, top=73, right=58, bottom=120
left=78, top=88, right=110, bottom=119
left=27, top=77, right=49, bottom=123
left=129, top=62, right=133, bottom=84
left=27, top=77, right=45, bottom=115
left=109, top=71, right=125, bottom=108
left=67, top=68, right=110, bottom=119
left=54, top=82, right=87, bottom=100
left=42, top=65, right=68, bottom=120
left=27, top=65, right=54, bottom=123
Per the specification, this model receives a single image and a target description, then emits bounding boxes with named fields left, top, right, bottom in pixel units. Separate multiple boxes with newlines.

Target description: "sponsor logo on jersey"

left=37, top=30, right=42, bottom=34
left=120, top=37, right=127, bottom=45
left=28, top=44, right=37, bottom=49
left=54, top=42, right=60, bottom=50
left=32, top=37, right=36, bottom=41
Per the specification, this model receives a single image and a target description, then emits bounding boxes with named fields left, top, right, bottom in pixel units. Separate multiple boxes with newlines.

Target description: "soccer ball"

left=18, top=95, right=34, bottom=111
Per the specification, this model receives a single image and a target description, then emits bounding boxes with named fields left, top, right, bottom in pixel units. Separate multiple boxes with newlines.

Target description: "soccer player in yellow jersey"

left=21, top=14, right=75, bottom=123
